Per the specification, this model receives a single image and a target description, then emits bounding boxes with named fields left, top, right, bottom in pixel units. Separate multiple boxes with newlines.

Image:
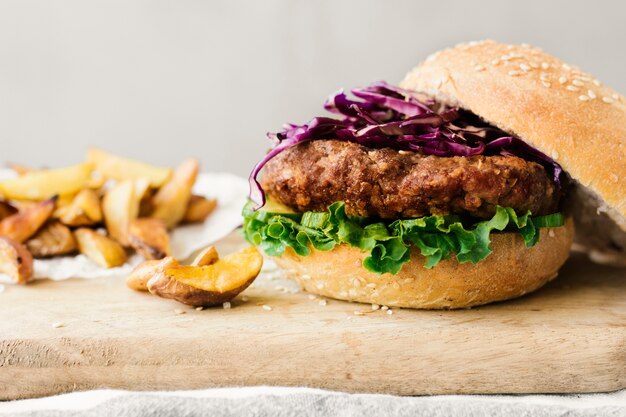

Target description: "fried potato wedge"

left=190, top=245, right=218, bottom=266
left=147, top=246, right=262, bottom=306
left=151, top=159, right=199, bottom=229
left=54, top=189, right=103, bottom=227
left=0, top=236, right=33, bottom=284
left=0, top=201, right=17, bottom=221
left=0, top=197, right=56, bottom=242
left=126, top=256, right=178, bottom=291
left=0, top=163, right=93, bottom=200
left=102, top=180, right=146, bottom=246
left=74, top=228, right=127, bottom=268
left=26, top=221, right=77, bottom=258
left=183, top=195, right=217, bottom=223
left=128, top=218, right=171, bottom=260
left=87, top=148, right=172, bottom=188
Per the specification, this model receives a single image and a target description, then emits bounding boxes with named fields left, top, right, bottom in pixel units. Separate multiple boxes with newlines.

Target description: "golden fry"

left=0, top=163, right=93, bottom=200
left=147, top=246, right=262, bottom=306
left=128, top=218, right=171, bottom=260
left=151, top=159, right=199, bottom=228
left=183, top=195, right=217, bottom=223
left=102, top=180, right=143, bottom=246
left=0, top=236, right=33, bottom=284
left=74, top=228, right=127, bottom=268
left=87, top=148, right=172, bottom=187
left=190, top=245, right=219, bottom=266
left=0, top=197, right=56, bottom=242
left=26, top=221, right=77, bottom=258
left=54, top=189, right=103, bottom=227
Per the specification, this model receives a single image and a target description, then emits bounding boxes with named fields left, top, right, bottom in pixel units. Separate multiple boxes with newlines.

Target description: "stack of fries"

left=0, top=149, right=217, bottom=284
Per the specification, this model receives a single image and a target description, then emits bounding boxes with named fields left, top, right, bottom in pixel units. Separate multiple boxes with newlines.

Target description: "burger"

left=243, top=40, right=625, bottom=309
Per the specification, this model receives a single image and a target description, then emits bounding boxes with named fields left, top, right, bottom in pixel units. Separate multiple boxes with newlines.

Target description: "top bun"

left=400, top=40, right=626, bottom=232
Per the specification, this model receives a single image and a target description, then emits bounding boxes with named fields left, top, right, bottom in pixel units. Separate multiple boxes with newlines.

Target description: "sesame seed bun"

left=275, top=219, right=574, bottom=309
left=400, top=40, right=626, bottom=265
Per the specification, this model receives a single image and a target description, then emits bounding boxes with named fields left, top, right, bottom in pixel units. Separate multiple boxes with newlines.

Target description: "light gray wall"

left=1, top=0, right=624, bottom=177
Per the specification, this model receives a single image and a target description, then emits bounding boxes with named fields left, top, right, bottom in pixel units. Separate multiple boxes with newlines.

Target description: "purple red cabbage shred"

left=249, top=81, right=563, bottom=209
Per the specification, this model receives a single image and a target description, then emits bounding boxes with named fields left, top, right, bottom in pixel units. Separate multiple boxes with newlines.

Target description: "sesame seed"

left=52, top=322, right=65, bottom=328
left=579, top=95, right=590, bottom=101
left=371, top=304, right=380, bottom=311
left=612, top=93, right=620, bottom=100
left=562, top=63, right=571, bottom=70
left=519, top=63, right=531, bottom=71
left=558, top=76, right=568, bottom=85
left=602, top=97, right=614, bottom=104
left=542, top=81, right=551, bottom=88
left=262, top=304, right=272, bottom=311
left=579, top=76, right=591, bottom=81
left=501, top=55, right=511, bottom=61
left=195, top=306, right=204, bottom=311
left=381, top=305, right=389, bottom=311
left=366, top=283, right=376, bottom=288
left=593, top=79, right=601, bottom=86
left=572, top=79, right=584, bottom=87
left=223, top=302, right=231, bottom=309
left=540, top=73, right=549, bottom=80
left=566, top=85, right=580, bottom=92
left=174, top=308, right=186, bottom=315
left=308, top=294, right=317, bottom=300
left=549, top=229, right=555, bottom=238
left=491, top=59, right=500, bottom=65
left=318, top=299, right=327, bottom=306
left=474, top=65, right=485, bottom=72
left=241, top=295, right=249, bottom=302
left=301, top=274, right=311, bottom=280
left=386, top=309, right=394, bottom=315
left=508, top=70, right=522, bottom=76
left=529, top=62, right=539, bottom=69
left=610, top=174, right=619, bottom=183
left=587, top=90, right=596, bottom=99
left=551, top=150, right=559, bottom=159
left=541, top=62, right=550, bottom=69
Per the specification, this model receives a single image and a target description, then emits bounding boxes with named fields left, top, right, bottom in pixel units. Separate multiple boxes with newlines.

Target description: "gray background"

left=1, top=0, right=624, bottom=177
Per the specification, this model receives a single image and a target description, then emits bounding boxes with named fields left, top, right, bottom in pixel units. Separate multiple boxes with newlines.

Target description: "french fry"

left=0, top=163, right=93, bottom=200
left=102, top=180, right=146, bottom=246
left=183, top=195, right=217, bottom=223
left=54, top=189, right=103, bottom=227
left=151, top=159, right=199, bottom=228
left=0, top=197, right=56, bottom=242
left=0, top=236, right=33, bottom=284
left=74, top=228, right=127, bottom=268
left=26, top=221, right=77, bottom=258
left=128, top=218, right=171, bottom=260
left=87, top=148, right=172, bottom=188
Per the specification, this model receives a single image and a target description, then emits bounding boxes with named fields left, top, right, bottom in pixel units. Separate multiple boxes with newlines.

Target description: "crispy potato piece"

left=0, top=201, right=17, bottom=221
left=102, top=179, right=147, bottom=246
left=126, top=256, right=178, bottom=291
left=87, top=148, right=172, bottom=188
left=190, top=245, right=219, bottom=266
left=147, top=246, right=262, bottom=306
left=0, top=197, right=56, bottom=243
left=54, top=189, right=103, bottom=227
left=128, top=218, right=171, bottom=260
left=151, top=159, right=199, bottom=229
left=74, top=228, right=127, bottom=268
left=183, top=195, right=217, bottom=223
left=0, top=163, right=93, bottom=200
left=0, top=237, right=33, bottom=284
left=26, top=221, right=77, bottom=258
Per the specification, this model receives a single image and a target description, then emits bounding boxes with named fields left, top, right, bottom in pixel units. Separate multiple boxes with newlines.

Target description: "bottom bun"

left=274, top=218, right=574, bottom=309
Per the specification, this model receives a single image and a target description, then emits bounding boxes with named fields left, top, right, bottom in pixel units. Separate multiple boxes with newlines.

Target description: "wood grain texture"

left=0, top=232, right=625, bottom=399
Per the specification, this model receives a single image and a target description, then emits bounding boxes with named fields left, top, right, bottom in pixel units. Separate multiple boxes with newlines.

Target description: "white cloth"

left=1, top=387, right=625, bottom=416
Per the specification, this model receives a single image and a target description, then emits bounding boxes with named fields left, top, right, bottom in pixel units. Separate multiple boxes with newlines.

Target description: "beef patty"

left=260, top=140, right=559, bottom=219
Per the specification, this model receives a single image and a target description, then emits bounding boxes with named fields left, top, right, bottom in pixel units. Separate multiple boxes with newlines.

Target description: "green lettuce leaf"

left=242, top=202, right=565, bottom=275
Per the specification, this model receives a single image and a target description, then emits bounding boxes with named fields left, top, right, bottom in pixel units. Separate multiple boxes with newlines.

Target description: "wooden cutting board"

left=1, top=232, right=625, bottom=400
